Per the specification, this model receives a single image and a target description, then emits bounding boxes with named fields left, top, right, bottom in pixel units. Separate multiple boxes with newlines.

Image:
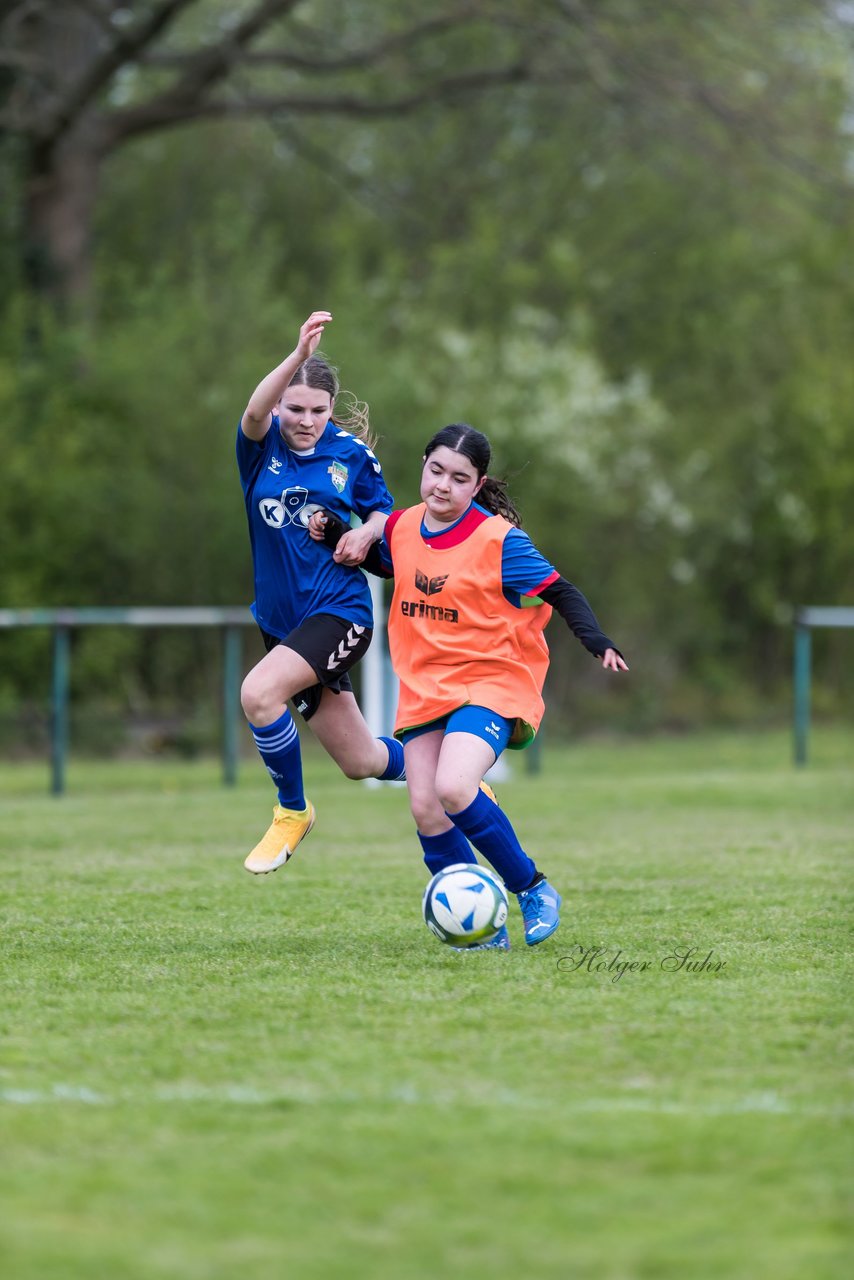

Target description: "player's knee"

left=435, top=784, right=463, bottom=815
left=409, top=790, right=441, bottom=831
left=324, top=735, right=383, bottom=780
left=430, top=764, right=462, bottom=813
left=240, top=675, right=257, bottom=720
left=339, top=756, right=372, bottom=781
left=240, top=674, right=271, bottom=723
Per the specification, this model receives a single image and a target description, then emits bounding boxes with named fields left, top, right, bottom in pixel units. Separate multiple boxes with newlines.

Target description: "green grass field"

left=1, top=729, right=851, bottom=1280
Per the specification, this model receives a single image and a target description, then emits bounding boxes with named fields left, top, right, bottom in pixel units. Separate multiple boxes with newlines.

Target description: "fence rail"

left=793, top=606, right=854, bottom=766
left=0, top=608, right=257, bottom=794
left=0, top=608, right=253, bottom=628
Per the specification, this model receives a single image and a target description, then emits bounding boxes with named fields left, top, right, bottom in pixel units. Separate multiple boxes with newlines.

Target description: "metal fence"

left=0, top=608, right=253, bottom=794
left=793, top=606, right=854, bottom=765
left=19, top=597, right=844, bottom=785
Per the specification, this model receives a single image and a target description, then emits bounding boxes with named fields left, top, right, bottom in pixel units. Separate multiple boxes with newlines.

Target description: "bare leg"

left=307, top=687, right=389, bottom=779
left=434, top=732, right=498, bottom=815
left=403, top=730, right=452, bottom=835
left=241, top=646, right=318, bottom=874
left=240, top=645, right=317, bottom=726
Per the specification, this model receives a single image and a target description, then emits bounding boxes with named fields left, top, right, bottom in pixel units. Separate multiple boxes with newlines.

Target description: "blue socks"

left=378, top=735, right=406, bottom=781
left=418, top=827, right=477, bottom=877
left=419, top=789, right=537, bottom=891
left=251, top=720, right=402, bottom=803
left=446, top=787, right=536, bottom=894
left=249, top=708, right=306, bottom=810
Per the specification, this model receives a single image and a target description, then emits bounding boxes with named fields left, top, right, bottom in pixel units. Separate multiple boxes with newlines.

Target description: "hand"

left=307, top=510, right=328, bottom=542
left=600, top=648, right=629, bottom=672
left=332, top=523, right=378, bottom=566
left=295, top=310, right=332, bottom=361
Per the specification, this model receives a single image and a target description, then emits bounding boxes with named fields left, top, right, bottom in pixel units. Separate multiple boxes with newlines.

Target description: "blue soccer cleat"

left=516, top=878, right=562, bottom=945
left=452, top=924, right=511, bottom=952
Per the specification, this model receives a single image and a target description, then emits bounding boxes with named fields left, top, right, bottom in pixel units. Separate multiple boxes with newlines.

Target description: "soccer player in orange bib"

left=316, top=423, right=628, bottom=949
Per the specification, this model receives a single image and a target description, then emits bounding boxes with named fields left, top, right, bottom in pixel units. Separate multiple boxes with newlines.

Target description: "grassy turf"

left=0, top=729, right=851, bottom=1279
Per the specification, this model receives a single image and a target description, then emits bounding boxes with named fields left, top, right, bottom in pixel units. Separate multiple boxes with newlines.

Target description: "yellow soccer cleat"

left=243, top=801, right=316, bottom=875
left=479, top=780, right=499, bottom=806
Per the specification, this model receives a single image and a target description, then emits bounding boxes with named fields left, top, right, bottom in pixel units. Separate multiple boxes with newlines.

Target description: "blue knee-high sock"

left=418, top=827, right=477, bottom=878
left=378, top=735, right=406, bottom=781
left=249, top=709, right=306, bottom=810
left=446, top=787, right=537, bottom=893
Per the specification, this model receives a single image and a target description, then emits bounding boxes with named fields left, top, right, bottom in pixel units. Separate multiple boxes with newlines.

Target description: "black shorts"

left=260, top=613, right=373, bottom=722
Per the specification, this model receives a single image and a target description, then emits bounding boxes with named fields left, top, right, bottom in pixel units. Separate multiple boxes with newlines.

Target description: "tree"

left=0, top=0, right=851, bottom=732
left=0, top=0, right=529, bottom=306
left=1, top=0, right=848, bottom=309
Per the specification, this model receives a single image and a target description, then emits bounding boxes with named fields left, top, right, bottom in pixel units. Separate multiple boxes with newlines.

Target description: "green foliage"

left=1, top=1, right=852, bottom=730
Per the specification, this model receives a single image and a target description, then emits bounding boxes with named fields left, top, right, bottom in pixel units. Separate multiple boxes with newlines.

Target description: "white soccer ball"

left=422, top=863, right=509, bottom=948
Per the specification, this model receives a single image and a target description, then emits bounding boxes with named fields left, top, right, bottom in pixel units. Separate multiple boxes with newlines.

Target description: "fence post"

left=793, top=623, right=811, bottom=767
left=222, top=625, right=242, bottom=786
left=50, top=625, right=70, bottom=796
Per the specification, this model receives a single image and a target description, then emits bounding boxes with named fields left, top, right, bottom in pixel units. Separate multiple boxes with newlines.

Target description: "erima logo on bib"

left=400, top=600, right=459, bottom=623
left=415, top=569, right=449, bottom=596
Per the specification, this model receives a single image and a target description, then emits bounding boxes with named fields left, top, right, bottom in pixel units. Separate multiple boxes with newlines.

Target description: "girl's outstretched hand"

left=601, top=648, right=629, bottom=672
left=296, top=311, right=332, bottom=361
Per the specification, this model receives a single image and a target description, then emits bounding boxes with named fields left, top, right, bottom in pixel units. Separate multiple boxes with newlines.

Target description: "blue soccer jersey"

left=236, top=419, right=394, bottom=639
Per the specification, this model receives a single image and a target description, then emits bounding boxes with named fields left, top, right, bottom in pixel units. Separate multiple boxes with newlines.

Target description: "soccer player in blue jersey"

left=236, top=311, right=405, bottom=874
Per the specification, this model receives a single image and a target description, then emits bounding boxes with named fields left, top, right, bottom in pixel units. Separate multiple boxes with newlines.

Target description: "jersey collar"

left=420, top=501, right=491, bottom=548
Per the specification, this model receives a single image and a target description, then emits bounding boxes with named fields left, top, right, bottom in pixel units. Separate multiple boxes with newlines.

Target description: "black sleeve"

left=539, top=576, right=622, bottom=659
left=320, top=511, right=392, bottom=579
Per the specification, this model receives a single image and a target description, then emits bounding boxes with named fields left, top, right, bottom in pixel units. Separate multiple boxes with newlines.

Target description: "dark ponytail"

left=477, top=475, right=523, bottom=528
left=424, top=423, right=523, bottom=528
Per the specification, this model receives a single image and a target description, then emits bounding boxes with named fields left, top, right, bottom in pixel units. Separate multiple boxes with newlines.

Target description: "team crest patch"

left=328, top=461, right=348, bottom=493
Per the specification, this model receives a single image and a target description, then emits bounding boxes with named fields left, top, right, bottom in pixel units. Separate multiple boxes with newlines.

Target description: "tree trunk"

left=23, top=126, right=103, bottom=317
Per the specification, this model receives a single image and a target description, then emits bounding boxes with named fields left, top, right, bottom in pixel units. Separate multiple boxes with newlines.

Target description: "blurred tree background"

left=0, top=0, right=852, bottom=752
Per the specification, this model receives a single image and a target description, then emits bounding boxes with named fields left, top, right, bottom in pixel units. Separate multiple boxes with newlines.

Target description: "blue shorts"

left=399, top=705, right=514, bottom=757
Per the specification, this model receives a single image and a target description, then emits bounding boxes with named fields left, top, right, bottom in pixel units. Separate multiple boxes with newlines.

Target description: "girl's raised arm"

left=240, top=310, right=332, bottom=441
